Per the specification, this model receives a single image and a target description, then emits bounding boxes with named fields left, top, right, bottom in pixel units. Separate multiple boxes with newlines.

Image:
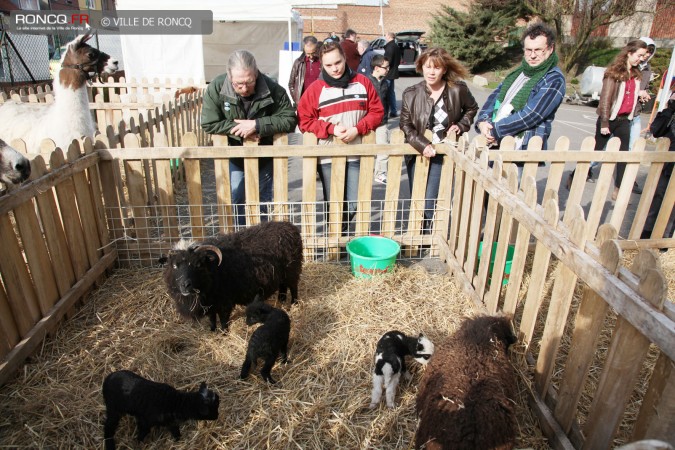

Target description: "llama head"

left=59, top=31, right=118, bottom=88
left=0, top=138, right=31, bottom=186
left=413, top=333, right=435, bottom=365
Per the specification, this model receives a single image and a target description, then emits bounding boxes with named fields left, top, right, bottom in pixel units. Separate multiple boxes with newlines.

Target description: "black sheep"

left=158, top=221, right=303, bottom=331
left=102, top=370, right=219, bottom=450
left=369, top=330, right=435, bottom=409
left=415, top=315, right=517, bottom=450
left=240, top=298, right=291, bottom=384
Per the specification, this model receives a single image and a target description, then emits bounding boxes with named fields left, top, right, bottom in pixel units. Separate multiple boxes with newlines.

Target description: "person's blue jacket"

left=475, top=66, right=565, bottom=150
left=357, top=48, right=376, bottom=76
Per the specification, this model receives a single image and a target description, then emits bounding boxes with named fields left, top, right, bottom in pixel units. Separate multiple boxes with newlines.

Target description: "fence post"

left=582, top=251, right=667, bottom=449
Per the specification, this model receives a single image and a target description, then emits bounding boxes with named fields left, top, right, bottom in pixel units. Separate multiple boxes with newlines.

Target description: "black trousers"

left=594, top=115, right=631, bottom=188
left=641, top=170, right=673, bottom=239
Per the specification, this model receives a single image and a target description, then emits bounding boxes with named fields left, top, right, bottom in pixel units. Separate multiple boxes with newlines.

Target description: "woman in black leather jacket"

left=399, top=47, right=478, bottom=234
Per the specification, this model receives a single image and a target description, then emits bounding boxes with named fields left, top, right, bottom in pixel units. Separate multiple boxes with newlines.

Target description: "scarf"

left=496, top=52, right=559, bottom=114
left=321, top=66, right=353, bottom=88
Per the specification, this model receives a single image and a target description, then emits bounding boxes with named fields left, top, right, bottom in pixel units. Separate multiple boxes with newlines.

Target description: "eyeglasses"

left=378, top=65, right=390, bottom=70
left=523, top=47, right=550, bottom=56
left=231, top=79, right=256, bottom=88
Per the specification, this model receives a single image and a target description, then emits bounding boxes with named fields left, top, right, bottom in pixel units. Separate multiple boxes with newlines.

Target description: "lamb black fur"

left=415, top=315, right=517, bottom=450
left=240, top=299, right=291, bottom=384
left=158, top=221, right=303, bottom=331
left=102, top=370, right=219, bottom=450
left=369, top=330, right=434, bottom=409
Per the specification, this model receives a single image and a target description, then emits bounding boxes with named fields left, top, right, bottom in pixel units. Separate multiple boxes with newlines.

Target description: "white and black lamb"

left=415, top=314, right=517, bottom=450
left=102, top=370, right=219, bottom=450
left=158, top=221, right=303, bottom=331
left=369, top=330, right=435, bottom=409
left=240, top=297, right=291, bottom=384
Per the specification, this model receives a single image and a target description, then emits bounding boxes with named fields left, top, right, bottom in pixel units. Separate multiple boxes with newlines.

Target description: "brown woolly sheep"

left=415, top=315, right=517, bottom=450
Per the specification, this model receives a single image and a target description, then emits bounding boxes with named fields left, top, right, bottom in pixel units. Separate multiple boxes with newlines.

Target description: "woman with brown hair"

left=571, top=39, right=648, bottom=197
left=400, top=47, right=478, bottom=233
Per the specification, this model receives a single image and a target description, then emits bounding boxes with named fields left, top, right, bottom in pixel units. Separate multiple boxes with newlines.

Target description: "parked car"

left=370, top=30, right=427, bottom=73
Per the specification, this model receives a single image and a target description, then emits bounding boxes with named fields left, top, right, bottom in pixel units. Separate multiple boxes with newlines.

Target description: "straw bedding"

left=0, top=262, right=549, bottom=449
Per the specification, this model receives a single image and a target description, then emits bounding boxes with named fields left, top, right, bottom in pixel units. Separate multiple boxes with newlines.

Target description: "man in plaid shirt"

left=475, top=22, right=565, bottom=151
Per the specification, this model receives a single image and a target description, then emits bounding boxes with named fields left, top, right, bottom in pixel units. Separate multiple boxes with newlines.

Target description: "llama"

left=0, top=31, right=118, bottom=153
left=0, top=138, right=30, bottom=187
left=369, top=331, right=435, bottom=409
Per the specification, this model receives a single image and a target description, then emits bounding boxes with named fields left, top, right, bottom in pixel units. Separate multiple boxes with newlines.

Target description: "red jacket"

left=340, top=39, right=360, bottom=72
left=297, top=72, right=384, bottom=141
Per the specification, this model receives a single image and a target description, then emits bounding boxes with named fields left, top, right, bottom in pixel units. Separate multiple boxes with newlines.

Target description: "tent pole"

left=657, top=46, right=675, bottom=112
left=288, top=17, right=293, bottom=52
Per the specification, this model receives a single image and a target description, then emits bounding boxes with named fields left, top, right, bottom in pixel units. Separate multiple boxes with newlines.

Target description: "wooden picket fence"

left=0, top=83, right=53, bottom=104
left=0, top=125, right=673, bottom=447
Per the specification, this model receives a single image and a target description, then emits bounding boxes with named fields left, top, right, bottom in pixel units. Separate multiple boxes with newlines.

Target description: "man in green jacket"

left=201, top=49, right=297, bottom=226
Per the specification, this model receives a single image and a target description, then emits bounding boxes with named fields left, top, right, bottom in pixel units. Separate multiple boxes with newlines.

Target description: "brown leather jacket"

left=400, top=80, right=478, bottom=153
left=596, top=76, right=638, bottom=128
left=288, top=53, right=320, bottom=105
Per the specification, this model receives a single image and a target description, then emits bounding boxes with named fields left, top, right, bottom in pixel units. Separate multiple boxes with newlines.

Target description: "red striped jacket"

left=297, top=72, right=384, bottom=145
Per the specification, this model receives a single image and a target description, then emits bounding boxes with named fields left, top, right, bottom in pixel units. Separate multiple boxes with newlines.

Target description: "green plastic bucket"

left=346, top=236, right=400, bottom=279
left=477, top=241, right=515, bottom=286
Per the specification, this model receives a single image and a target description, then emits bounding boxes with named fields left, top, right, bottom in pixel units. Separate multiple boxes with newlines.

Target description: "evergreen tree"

left=429, top=4, right=520, bottom=73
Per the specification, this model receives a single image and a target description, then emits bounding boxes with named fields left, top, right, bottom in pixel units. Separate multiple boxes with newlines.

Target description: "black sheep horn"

left=196, top=245, right=222, bottom=266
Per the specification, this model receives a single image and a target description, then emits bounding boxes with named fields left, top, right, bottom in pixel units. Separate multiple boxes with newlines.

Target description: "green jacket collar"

left=220, top=72, right=272, bottom=105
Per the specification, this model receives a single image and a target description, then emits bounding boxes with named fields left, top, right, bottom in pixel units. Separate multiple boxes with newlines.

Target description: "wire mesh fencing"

left=107, top=198, right=441, bottom=268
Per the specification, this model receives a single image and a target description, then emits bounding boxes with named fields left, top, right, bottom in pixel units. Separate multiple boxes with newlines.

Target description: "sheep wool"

left=415, top=315, right=517, bottom=450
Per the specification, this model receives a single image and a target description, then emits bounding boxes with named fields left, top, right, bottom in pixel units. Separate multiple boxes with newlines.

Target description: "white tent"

left=115, top=0, right=303, bottom=84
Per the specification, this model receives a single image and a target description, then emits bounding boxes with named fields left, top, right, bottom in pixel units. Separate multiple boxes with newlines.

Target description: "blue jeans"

left=317, top=160, right=360, bottom=225
left=386, top=78, right=397, bottom=116
left=405, top=154, right=443, bottom=234
left=629, top=115, right=642, bottom=151
left=230, top=157, right=273, bottom=226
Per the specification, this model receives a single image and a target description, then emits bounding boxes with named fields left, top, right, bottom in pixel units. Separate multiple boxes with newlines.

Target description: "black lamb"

left=102, top=370, right=219, bottom=450
left=240, top=298, right=291, bottom=384
left=158, top=221, right=303, bottom=331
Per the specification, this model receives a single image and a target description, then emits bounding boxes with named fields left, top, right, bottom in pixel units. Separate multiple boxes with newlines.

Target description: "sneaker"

left=389, top=111, right=399, bottom=118
left=374, top=173, right=387, bottom=184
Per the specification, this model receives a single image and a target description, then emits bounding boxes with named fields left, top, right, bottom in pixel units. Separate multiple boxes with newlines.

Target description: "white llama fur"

left=0, top=32, right=118, bottom=153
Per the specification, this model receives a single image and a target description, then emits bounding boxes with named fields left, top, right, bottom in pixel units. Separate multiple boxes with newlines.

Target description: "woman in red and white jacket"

left=297, top=40, right=384, bottom=230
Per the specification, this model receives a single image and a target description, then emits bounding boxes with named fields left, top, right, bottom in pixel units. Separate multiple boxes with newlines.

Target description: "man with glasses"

left=202, top=49, right=297, bottom=227
left=288, top=36, right=321, bottom=106
left=367, top=54, right=391, bottom=183
left=475, top=22, right=565, bottom=153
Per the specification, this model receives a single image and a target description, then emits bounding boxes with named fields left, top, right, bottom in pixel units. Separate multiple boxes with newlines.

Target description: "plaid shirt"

left=475, top=66, right=565, bottom=150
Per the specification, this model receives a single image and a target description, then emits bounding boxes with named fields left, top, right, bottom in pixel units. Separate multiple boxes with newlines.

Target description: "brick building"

left=294, top=0, right=673, bottom=47
left=293, top=0, right=465, bottom=42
